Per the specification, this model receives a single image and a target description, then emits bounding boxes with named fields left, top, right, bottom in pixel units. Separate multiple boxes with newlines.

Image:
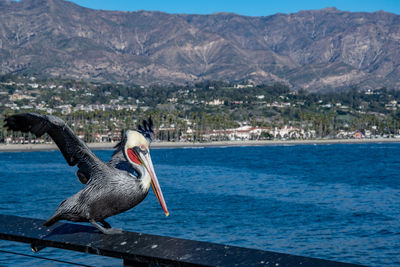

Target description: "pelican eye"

left=138, top=144, right=149, bottom=155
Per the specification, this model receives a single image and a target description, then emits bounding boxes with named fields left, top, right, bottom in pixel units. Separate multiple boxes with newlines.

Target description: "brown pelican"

left=4, top=113, right=169, bottom=234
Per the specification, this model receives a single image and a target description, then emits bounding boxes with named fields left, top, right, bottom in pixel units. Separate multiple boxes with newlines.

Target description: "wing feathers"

left=4, top=113, right=103, bottom=178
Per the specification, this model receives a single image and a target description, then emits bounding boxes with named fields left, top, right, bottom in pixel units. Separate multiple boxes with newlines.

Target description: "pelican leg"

left=90, top=220, right=123, bottom=235
left=100, top=220, right=111, bottom=229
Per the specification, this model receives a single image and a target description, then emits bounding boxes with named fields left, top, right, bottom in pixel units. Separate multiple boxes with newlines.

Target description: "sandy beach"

left=0, top=138, right=399, bottom=152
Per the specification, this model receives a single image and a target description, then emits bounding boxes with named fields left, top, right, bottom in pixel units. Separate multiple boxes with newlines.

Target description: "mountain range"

left=0, top=0, right=399, bottom=91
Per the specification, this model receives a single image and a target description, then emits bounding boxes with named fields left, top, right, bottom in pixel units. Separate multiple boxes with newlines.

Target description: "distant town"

left=1, top=74, right=399, bottom=144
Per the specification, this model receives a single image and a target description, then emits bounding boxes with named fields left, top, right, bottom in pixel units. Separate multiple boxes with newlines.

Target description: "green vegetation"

left=0, top=74, right=399, bottom=142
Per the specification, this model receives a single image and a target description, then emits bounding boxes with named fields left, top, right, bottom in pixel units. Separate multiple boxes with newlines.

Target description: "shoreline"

left=0, top=138, right=399, bottom=152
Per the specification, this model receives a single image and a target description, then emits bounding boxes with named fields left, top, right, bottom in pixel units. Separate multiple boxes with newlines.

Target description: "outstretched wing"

left=4, top=113, right=104, bottom=182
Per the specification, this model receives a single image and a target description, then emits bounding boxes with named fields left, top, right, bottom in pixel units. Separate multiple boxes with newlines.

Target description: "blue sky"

left=70, top=0, right=400, bottom=16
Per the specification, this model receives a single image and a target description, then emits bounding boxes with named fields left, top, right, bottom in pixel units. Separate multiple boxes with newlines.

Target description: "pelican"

left=4, top=113, right=169, bottom=234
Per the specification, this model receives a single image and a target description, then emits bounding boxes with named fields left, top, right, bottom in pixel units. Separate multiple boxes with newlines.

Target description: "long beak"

left=139, top=152, right=169, bottom=216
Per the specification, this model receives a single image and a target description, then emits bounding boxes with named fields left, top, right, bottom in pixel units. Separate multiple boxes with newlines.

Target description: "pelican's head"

left=124, top=129, right=169, bottom=217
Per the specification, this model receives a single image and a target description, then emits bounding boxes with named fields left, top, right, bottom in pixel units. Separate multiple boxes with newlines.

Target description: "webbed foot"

left=31, top=244, right=46, bottom=253
left=101, top=227, right=123, bottom=235
left=90, top=220, right=123, bottom=235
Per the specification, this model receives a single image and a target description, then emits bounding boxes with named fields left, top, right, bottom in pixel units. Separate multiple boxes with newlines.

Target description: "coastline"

left=1, top=138, right=399, bottom=152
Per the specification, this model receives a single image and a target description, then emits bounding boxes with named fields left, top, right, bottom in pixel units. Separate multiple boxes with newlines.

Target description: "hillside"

left=0, top=0, right=399, bottom=91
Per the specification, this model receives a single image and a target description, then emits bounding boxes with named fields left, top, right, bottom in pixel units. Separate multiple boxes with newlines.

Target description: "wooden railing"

left=0, top=214, right=363, bottom=266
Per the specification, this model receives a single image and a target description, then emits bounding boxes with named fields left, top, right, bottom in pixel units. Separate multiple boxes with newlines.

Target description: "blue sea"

left=0, top=143, right=399, bottom=266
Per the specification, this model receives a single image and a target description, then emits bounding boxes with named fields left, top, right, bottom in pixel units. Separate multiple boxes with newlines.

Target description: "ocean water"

left=0, top=143, right=399, bottom=266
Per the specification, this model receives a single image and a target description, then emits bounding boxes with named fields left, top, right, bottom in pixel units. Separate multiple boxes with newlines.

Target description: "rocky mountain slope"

left=0, top=0, right=399, bottom=91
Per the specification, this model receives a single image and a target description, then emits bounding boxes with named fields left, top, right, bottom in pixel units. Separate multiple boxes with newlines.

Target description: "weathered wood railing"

left=0, top=214, right=363, bottom=266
